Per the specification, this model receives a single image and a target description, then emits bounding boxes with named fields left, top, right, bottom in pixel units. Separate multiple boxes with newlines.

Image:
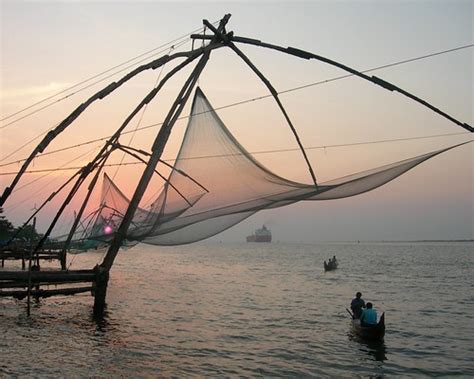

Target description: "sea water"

left=1, top=242, right=473, bottom=377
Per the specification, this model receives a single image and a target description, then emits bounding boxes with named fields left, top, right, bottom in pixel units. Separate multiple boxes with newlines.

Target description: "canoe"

left=352, top=312, right=385, bottom=341
left=324, top=261, right=338, bottom=271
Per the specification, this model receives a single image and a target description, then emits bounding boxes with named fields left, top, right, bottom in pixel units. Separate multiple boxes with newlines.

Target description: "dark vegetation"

left=0, top=207, right=42, bottom=245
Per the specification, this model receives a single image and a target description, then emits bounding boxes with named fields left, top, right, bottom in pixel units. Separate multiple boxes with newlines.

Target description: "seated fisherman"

left=350, top=292, right=365, bottom=319
left=360, top=302, right=378, bottom=326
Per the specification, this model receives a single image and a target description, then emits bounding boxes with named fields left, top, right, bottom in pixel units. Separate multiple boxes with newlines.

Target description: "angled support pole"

left=60, top=156, right=110, bottom=268
left=231, top=36, right=473, bottom=133
left=93, top=14, right=231, bottom=315
left=190, top=33, right=472, bottom=133
left=31, top=153, right=110, bottom=259
left=202, top=19, right=319, bottom=188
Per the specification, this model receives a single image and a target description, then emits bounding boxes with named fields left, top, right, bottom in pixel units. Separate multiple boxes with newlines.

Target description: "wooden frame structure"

left=1, top=14, right=471, bottom=316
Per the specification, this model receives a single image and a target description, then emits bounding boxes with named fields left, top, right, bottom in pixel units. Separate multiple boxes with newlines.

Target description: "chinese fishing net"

left=82, top=87, right=467, bottom=247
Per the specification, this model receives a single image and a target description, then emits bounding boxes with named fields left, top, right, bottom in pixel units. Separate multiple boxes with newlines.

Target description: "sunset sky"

left=1, top=1, right=472, bottom=242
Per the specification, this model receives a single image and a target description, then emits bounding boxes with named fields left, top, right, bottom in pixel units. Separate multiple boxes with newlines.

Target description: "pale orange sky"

left=0, top=1, right=472, bottom=241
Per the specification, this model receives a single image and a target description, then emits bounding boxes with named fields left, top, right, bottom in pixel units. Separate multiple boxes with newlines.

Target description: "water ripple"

left=1, top=242, right=473, bottom=377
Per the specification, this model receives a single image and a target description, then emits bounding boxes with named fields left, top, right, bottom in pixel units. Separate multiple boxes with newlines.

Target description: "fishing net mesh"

left=82, top=87, right=460, bottom=247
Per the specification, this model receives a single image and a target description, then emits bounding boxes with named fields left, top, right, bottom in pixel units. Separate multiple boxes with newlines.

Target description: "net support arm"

left=60, top=156, right=109, bottom=266
left=116, top=143, right=209, bottom=192
left=190, top=34, right=473, bottom=133
left=114, top=144, right=195, bottom=206
left=202, top=19, right=319, bottom=188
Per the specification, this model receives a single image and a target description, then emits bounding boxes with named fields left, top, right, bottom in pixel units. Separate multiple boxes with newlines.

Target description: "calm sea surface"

left=1, top=242, right=473, bottom=378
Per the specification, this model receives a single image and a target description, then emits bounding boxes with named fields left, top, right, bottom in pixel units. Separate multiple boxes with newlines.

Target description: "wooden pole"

left=26, top=217, right=36, bottom=316
left=94, top=57, right=209, bottom=314
left=29, top=154, right=108, bottom=260
left=95, top=15, right=231, bottom=314
left=203, top=20, right=318, bottom=187
left=60, top=158, right=108, bottom=268
left=191, top=33, right=472, bottom=133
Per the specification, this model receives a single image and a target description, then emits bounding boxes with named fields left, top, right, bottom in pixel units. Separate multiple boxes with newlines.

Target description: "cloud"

left=1, top=82, right=72, bottom=103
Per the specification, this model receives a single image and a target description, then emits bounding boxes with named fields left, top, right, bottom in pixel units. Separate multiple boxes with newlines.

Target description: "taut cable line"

left=0, top=131, right=470, bottom=177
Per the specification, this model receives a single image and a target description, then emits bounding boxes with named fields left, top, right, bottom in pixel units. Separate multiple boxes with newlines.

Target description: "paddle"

left=346, top=308, right=355, bottom=319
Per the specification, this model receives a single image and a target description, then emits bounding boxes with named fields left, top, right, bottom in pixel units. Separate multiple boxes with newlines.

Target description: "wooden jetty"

left=0, top=239, right=100, bottom=315
left=0, top=246, right=64, bottom=269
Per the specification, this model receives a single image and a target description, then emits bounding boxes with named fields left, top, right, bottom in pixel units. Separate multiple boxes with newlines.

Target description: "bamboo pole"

left=60, top=157, right=109, bottom=268
left=26, top=217, right=36, bottom=316
left=30, top=154, right=109, bottom=260
left=191, top=33, right=472, bottom=133
left=95, top=14, right=231, bottom=315
left=203, top=20, right=318, bottom=187
left=100, top=53, right=212, bottom=271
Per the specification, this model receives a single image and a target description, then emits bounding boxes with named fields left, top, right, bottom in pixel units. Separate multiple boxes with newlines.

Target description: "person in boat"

left=360, top=302, right=377, bottom=327
left=332, top=255, right=337, bottom=264
left=350, top=292, right=365, bottom=319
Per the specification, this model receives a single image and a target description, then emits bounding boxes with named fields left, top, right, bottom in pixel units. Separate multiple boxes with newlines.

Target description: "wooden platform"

left=1, top=246, right=65, bottom=269
left=0, top=268, right=98, bottom=299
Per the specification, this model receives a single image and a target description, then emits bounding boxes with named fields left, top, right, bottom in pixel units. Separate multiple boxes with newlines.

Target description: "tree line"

left=0, top=207, right=41, bottom=244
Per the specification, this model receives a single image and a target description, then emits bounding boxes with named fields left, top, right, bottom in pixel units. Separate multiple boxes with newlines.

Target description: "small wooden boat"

left=324, top=260, right=338, bottom=271
left=352, top=312, right=385, bottom=341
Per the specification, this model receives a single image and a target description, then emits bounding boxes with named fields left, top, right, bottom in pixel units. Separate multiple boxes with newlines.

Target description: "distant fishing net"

left=81, top=87, right=466, bottom=247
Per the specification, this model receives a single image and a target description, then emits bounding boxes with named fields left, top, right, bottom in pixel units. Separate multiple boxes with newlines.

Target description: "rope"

left=111, top=44, right=175, bottom=181
left=1, top=131, right=470, bottom=177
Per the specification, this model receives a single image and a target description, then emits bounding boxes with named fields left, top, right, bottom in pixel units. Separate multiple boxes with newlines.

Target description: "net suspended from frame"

left=82, top=87, right=467, bottom=247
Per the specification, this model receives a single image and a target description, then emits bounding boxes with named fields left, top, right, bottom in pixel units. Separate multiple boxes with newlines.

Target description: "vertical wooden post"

left=60, top=250, right=67, bottom=270
left=93, top=18, right=231, bottom=312
left=93, top=264, right=109, bottom=316
left=26, top=217, right=36, bottom=316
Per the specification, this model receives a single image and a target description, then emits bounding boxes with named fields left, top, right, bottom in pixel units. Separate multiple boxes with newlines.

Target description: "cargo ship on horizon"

left=246, top=225, right=272, bottom=243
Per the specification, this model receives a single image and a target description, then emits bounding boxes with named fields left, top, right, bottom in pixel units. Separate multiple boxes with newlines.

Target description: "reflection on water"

left=347, top=321, right=387, bottom=362
left=92, top=309, right=110, bottom=333
left=1, top=242, right=473, bottom=377
left=365, top=340, right=388, bottom=362
left=355, top=336, right=387, bottom=362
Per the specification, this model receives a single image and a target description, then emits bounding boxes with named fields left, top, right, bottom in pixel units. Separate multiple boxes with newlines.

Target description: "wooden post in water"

left=26, top=217, right=36, bottom=316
